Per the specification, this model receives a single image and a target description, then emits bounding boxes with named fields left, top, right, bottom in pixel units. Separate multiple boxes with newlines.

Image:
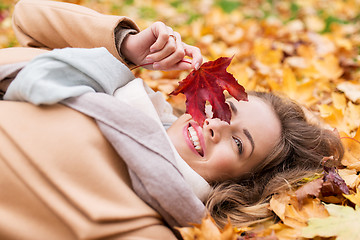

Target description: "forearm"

left=12, top=0, right=140, bottom=63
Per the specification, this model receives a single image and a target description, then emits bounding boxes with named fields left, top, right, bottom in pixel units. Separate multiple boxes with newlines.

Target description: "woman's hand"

left=120, top=21, right=202, bottom=71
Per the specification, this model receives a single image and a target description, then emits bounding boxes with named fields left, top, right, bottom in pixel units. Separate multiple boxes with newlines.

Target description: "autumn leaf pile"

left=1, top=0, right=360, bottom=239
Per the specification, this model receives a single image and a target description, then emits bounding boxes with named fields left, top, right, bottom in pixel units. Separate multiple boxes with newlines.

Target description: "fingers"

left=150, top=42, right=203, bottom=71
left=149, top=22, right=173, bottom=53
left=145, top=21, right=203, bottom=71
left=148, top=32, right=186, bottom=69
left=183, top=43, right=203, bottom=70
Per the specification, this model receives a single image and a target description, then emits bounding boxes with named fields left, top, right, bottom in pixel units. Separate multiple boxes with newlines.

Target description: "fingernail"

left=153, top=62, right=160, bottom=69
left=146, top=56, right=152, bottom=62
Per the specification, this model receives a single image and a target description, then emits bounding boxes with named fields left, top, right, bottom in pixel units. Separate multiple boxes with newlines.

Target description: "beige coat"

left=0, top=0, right=178, bottom=239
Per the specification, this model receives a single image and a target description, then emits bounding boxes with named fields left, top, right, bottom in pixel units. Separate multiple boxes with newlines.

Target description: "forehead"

left=228, top=95, right=276, bottom=118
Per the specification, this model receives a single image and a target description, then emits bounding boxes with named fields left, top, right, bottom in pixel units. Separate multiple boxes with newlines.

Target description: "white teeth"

left=188, top=126, right=202, bottom=154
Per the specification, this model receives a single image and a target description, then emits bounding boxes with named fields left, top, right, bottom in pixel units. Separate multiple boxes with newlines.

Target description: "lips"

left=183, top=122, right=205, bottom=157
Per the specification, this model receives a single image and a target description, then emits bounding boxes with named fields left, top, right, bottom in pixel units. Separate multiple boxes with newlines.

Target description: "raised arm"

left=12, top=0, right=139, bottom=63
left=12, top=0, right=202, bottom=71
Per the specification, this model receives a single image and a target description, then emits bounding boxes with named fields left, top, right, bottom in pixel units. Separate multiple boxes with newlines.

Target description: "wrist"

left=115, top=27, right=138, bottom=64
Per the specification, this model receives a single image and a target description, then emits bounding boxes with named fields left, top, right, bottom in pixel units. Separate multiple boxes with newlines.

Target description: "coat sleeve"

left=12, top=0, right=140, bottom=63
left=0, top=47, right=49, bottom=94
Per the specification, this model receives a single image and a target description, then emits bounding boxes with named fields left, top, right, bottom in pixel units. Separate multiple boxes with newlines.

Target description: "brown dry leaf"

left=267, top=66, right=318, bottom=107
left=269, top=191, right=329, bottom=230
left=318, top=104, right=348, bottom=133
left=337, top=82, right=360, bottom=104
left=267, top=223, right=302, bottom=240
left=331, top=92, right=347, bottom=111
left=338, top=168, right=360, bottom=189
left=177, top=215, right=238, bottom=240
left=340, top=128, right=360, bottom=171
left=264, top=193, right=329, bottom=240
left=295, top=178, right=324, bottom=207
left=343, top=102, right=360, bottom=132
left=322, top=92, right=360, bottom=134
left=312, top=54, right=343, bottom=80
left=253, top=39, right=283, bottom=69
left=344, top=188, right=360, bottom=207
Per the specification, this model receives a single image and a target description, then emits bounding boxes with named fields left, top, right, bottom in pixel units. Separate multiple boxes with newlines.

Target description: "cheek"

left=212, top=156, right=234, bottom=170
left=209, top=153, right=240, bottom=178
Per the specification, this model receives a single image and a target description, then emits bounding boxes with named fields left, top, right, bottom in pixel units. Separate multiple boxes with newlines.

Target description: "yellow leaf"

left=267, top=67, right=317, bottom=107
left=340, top=128, right=360, bottom=171
left=331, top=92, right=347, bottom=111
left=269, top=191, right=329, bottom=234
left=283, top=197, right=329, bottom=229
left=269, top=223, right=302, bottom=240
left=334, top=36, right=353, bottom=51
left=318, top=104, right=348, bottom=132
left=269, top=192, right=291, bottom=221
left=302, top=204, right=360, bottom=240
left=176, top=215, right=238, bottom=240
left=230, top=63, right=257, bottom=91
left=253, top=39, right=283, bottom=67
left=313, top=54, right=343, bottom=80
left=344, top=102, right=360, bottom=133
left=282, top=66, right=297, bottom=97
left=344, top=188, right=360, bottom=207
left=304, top=15, right=325, bottom=32
left=338, top=168, right=359, bottom=189
left=337, top=81, right=360, bottom=104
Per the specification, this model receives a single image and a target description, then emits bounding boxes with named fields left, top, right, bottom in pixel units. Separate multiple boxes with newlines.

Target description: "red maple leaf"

left=170, top=56, right=248, bottom=125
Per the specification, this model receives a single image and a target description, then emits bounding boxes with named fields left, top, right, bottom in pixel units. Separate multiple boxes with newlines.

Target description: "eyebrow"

left=228, top=100, right=255, bottom=155
left=244, top=129, right=255, bottom=156
left=228, top=101, right=237, bottom=114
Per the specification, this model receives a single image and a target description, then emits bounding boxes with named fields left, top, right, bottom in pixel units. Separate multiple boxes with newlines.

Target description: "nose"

left=203, top=118, right=230, bottom=143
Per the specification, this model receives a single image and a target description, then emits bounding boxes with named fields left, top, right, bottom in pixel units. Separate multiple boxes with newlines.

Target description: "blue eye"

left=233, top=137, right=243, bottom=154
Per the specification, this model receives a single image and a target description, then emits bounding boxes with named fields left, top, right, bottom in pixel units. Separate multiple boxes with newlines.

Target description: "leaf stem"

left=130, top=59, right=192, bottom=71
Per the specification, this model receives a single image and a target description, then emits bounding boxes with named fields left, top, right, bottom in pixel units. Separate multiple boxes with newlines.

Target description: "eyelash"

left=233, top=137, right=243, bottom=154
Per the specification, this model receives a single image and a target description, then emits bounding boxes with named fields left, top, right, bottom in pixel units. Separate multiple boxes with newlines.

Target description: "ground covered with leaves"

left=1, top=0, right=360, bottom=239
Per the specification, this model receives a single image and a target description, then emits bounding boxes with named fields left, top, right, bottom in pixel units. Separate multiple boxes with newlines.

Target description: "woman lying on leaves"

left=0, top=0, right=344, bottom=239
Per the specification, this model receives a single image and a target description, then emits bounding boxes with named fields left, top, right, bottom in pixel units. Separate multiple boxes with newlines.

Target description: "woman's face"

left=166, top=95, right=282, bottom=183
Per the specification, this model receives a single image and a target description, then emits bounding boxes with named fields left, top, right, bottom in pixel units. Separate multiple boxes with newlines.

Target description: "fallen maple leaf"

left=322, top=166, right=350, bottom=196
left=338, top=168, right=359, bottom=189
left=337, top=81, right=360, bottom=104
left=302, top=204, right=360, bottom=240
left=295, top=178, right=324, bottom=207
left=269, top=192, right=329, bottom=229
left=267, top=191, right=329, bottom=240
left=344, top=188, right=360, bottom=207
left=340, top=128, right=360, bottom=171
left=176, top=214, right=238, bottom=240
left=170, top=56, right=248, bottom=125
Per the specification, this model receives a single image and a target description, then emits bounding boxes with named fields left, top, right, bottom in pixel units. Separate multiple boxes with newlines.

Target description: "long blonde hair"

left=205, top=91, right=344, bottom=228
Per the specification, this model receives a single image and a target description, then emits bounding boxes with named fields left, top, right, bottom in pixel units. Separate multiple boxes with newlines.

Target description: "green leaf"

left=289, top=2, right=300, bottom=21
left=124, top=0, right=134, bottom=5
left=216, top=0, right=242, bottom=13
left=302, top=204, right=360, bottom=240
left=321, top=16, right=349, bottom=33
left=139, top=6, right=157, bottom=19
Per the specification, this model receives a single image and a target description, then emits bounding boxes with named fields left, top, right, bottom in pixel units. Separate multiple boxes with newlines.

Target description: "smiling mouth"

left=188, top=125, right=204, bottom=156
